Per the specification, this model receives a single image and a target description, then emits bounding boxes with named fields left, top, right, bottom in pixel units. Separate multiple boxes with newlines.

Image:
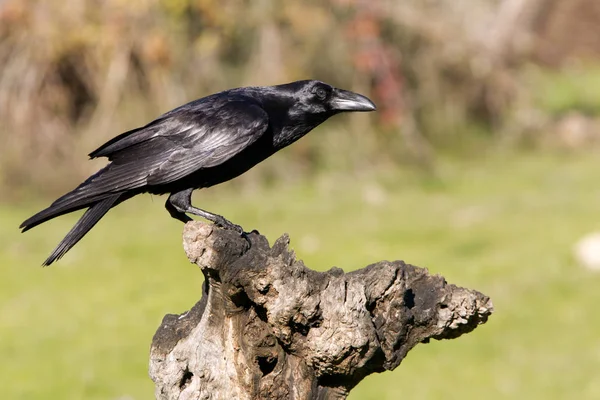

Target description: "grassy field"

left=2, top=150, right=600, bottom=399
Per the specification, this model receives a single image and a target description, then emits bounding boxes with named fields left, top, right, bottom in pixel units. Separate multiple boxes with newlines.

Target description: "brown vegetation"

left=534, top=0, right=600, bottom=66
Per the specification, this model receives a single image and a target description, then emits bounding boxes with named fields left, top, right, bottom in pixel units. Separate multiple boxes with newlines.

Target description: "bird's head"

left=256, top=80, right=376, bottom=147
left=284, top=80, right=376, bottom=119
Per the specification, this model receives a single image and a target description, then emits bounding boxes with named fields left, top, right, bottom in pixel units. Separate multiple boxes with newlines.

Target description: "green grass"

left=2, top=150, right=600, bottom=399
left=529, top=64, right=600, bottom=116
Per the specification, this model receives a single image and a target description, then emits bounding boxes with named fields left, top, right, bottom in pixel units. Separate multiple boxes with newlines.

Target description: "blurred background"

left=1, top=0, right=600, bottom=398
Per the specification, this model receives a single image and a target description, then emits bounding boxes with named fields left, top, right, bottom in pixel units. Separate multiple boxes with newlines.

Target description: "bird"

left=20, top=80, right=376, bottom=266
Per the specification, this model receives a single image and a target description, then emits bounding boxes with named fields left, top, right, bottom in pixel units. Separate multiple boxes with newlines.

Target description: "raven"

left=21, top=80, right=376, bottom=265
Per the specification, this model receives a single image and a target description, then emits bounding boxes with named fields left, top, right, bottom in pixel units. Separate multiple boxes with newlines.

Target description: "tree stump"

left=149, top=222, right=493, bottom=400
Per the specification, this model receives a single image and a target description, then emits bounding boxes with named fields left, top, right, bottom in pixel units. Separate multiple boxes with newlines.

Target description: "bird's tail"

left=20, top=166, right=112, bottom=233
left=39, top=194, right=122, bottom=266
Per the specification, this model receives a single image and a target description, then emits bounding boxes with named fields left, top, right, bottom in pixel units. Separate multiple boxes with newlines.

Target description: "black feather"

left=42, top=195, right=121, bottom=266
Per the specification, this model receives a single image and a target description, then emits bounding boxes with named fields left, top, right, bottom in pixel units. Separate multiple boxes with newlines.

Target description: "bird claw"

left=240, top=231, right=253, bottom=251
left=221, top=221, right=252, bottom=251
left=210, top=216, right=252, bottom=251
left=214, top=218, right=244, bottom=234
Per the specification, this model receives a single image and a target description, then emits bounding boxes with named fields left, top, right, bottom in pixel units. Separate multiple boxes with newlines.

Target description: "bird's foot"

left=212, top=215, right=244, bottom=235
left=240, top=231, right=253, bottom=251
left=211, top=216, right=253, bottom=251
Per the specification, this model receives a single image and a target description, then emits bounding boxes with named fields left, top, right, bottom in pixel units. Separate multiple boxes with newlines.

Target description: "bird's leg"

left=165, top=198, right=193, bottom=223
left=167, top=189, right=244, bottom=234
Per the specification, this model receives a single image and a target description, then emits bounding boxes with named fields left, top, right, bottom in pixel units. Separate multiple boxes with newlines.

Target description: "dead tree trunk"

left=149, top=222, right=493, bottom=400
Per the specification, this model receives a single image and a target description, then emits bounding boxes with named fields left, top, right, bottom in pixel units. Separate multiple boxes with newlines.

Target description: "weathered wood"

left=149, top=222, right=493, bottom=400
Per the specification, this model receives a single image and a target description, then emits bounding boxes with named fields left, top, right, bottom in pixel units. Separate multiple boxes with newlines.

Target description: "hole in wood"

left=257, top=355, right=277, bottom=376
left=403, top=289, right=415, bottom=309
left=179, top=368, right=193, bottom=389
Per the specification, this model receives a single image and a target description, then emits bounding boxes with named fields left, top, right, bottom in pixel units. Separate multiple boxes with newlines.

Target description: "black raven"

left=20, top=80, right=376, bottom=265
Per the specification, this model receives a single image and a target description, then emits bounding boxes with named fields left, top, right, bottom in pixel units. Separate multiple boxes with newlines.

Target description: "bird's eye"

left=315, top=87, right=327, bottom=100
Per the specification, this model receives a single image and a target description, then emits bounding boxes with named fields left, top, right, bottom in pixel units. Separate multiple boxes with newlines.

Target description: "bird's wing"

left=146, top=101, right=269, bottom=184
left=88, top=118, right=167, bottom=160
left=76, top=99, right=269, bottom=196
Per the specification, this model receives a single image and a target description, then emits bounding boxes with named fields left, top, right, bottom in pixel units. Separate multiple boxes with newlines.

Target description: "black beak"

left=330, top=88, right=377, bottom=112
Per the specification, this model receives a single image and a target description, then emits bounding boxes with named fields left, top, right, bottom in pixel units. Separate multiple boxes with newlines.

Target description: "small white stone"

left=574, top=232, right=600, bottom=271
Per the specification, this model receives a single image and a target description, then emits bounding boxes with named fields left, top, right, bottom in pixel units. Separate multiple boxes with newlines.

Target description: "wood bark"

left=149, top=222, right=493, bottom=400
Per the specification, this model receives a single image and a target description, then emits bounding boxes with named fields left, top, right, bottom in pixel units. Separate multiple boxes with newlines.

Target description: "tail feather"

left=20, top=167, right=112, bottom=232
left=42, top=194, right=121, bottom=266
left=21, top=201, right=90, bottom=233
